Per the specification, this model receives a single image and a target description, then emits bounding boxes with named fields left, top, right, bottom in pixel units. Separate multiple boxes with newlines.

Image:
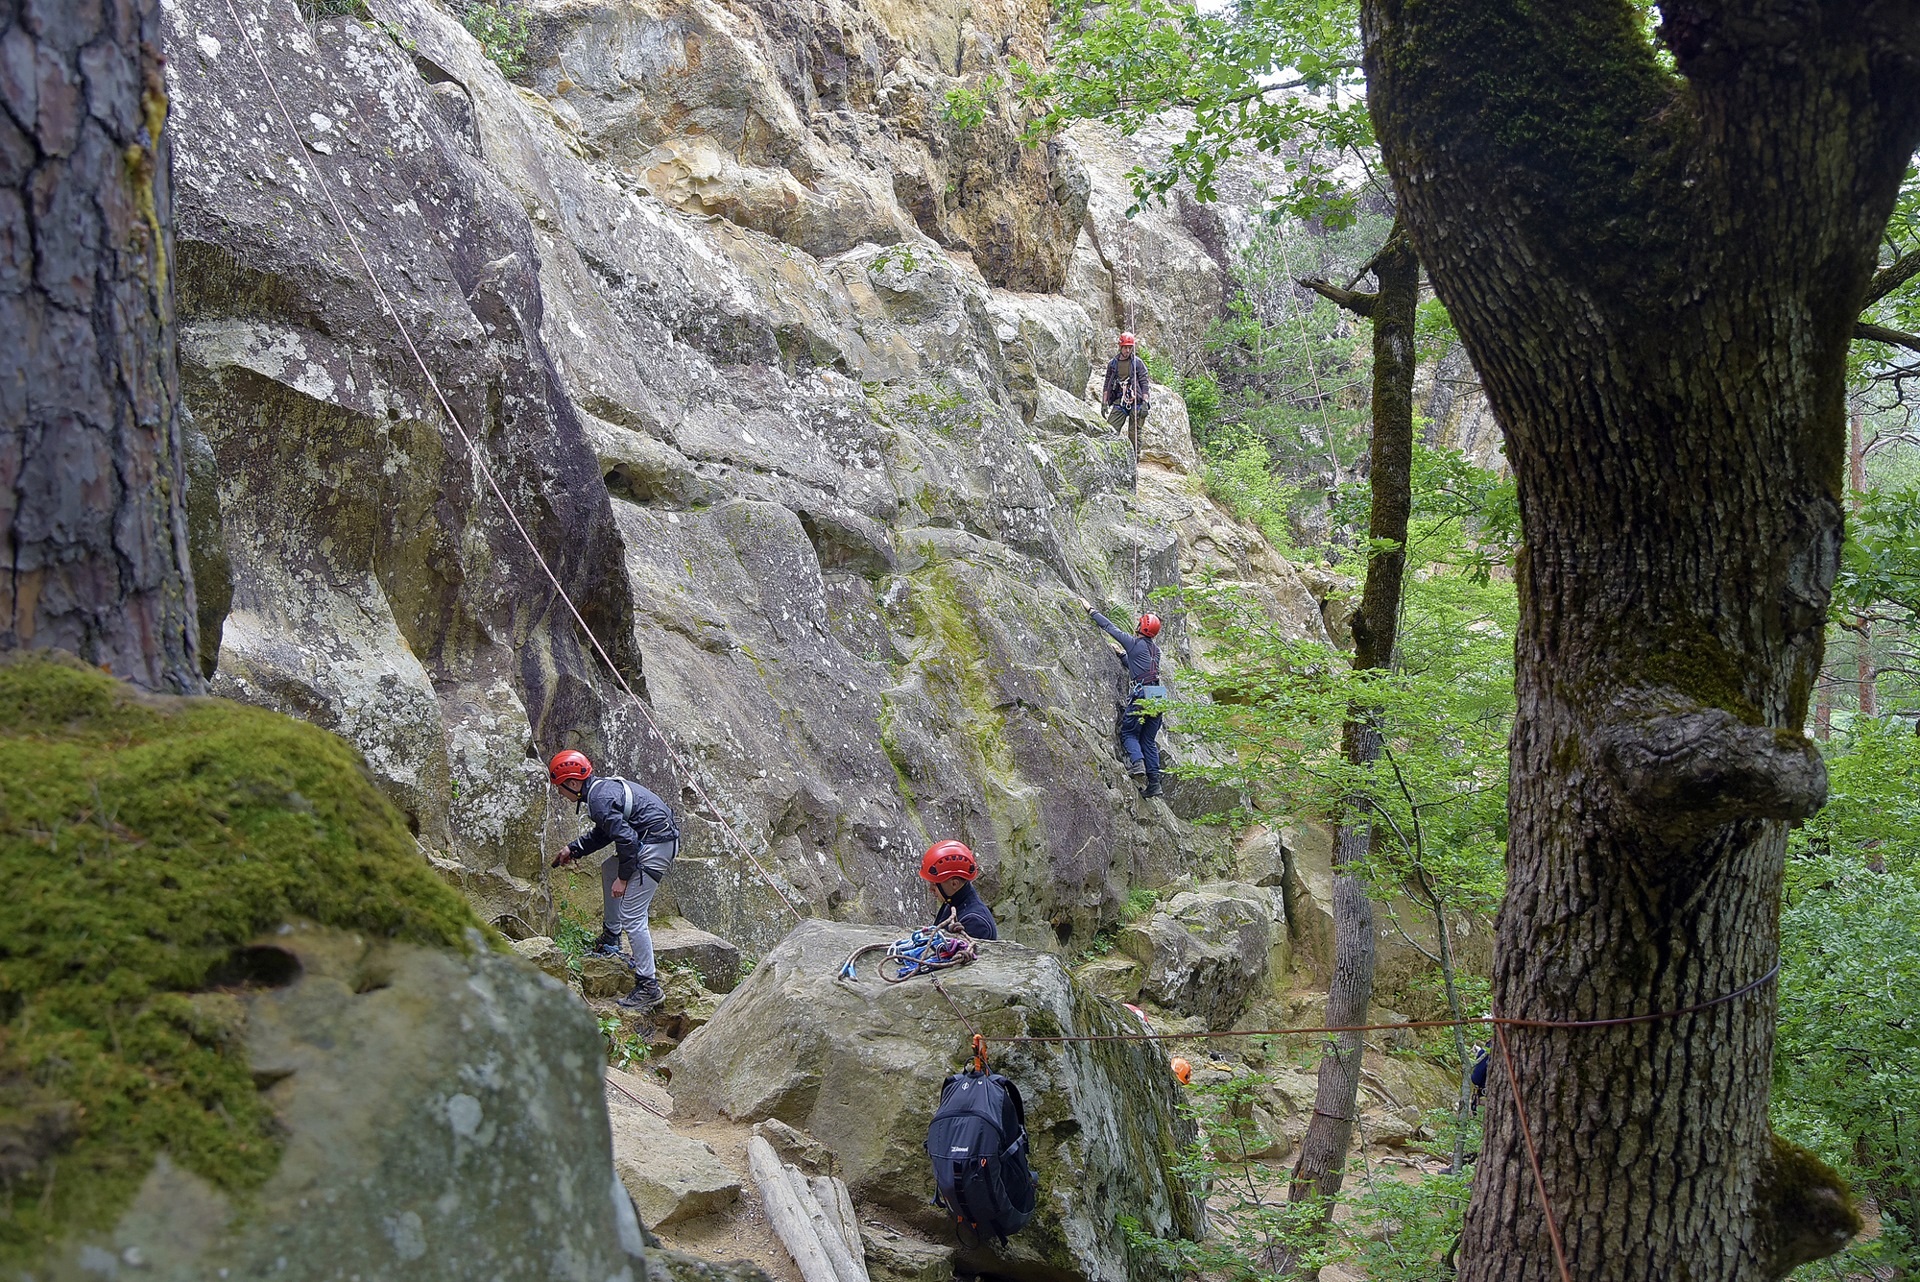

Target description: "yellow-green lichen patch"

left=0, top=652, right=483, bottom=1264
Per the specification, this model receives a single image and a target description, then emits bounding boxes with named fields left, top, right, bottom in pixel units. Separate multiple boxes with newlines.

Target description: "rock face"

left=666, top=921, right=1203, bottom=1282
left=1119, top=883, right=1285, bottom=1027
left=607, top=1070, right=744, bottom=1227
left=28, top=925, right=650, bottom=1282
left=162, top=0, right=1337, bottom=958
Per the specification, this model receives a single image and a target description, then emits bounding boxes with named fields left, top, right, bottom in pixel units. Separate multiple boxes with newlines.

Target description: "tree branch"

left=1855, top=320, right=1920, bottom=355
left=1300, top=277, right=1377, bottom=318
left=1863, top=249, right=1920, bottom=308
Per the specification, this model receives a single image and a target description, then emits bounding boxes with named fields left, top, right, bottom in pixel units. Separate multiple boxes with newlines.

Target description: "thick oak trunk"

left=0, top=0, right=198, bottom=690
left=1358, top=3, right=1920, bottom=1278
left=1289, top=221, right=1418, bottom=1210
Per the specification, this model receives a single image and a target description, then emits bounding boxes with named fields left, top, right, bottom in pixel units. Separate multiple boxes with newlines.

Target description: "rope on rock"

left=215, top=0, right=805, bottom=921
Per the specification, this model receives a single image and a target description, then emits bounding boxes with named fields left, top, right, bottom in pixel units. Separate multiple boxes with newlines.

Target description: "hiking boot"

left=1143, top=770, right=1163, bottom=799
left=616, top=975, right=665, bottom=1011
left=588, top=928, right=626, bottom=960
left=1127, top=760, right=1147, bottom=779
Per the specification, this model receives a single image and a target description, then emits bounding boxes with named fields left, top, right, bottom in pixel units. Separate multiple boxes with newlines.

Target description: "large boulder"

left=666, top=921, right=1203, bottom=1282
left=0, top=656, right=654, bottom=1281
left=1119, top=883, right=1284, bottom=1027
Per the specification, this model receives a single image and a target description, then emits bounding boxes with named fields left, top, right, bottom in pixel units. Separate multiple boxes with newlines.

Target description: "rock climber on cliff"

left=1079, top=597, right=1168, bottom=798
left=921, top=840, right=998, bottom=940
left=547, top=750, right=680, bottom=1011
left=1102, top=332, right=1151, bottom=456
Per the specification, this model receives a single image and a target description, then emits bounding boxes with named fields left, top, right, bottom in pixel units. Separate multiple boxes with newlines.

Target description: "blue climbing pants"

left=1122, top=711, right=1162, bottom=773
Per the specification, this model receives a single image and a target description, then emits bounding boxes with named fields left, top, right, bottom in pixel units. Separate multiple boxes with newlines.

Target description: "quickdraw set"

left=837, top=928, right=977, bottom=983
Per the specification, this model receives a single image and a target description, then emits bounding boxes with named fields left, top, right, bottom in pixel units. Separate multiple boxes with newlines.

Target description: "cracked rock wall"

left=164, top=0, right=1334, bottom=955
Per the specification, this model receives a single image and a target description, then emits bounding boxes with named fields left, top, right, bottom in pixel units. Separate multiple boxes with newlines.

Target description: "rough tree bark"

left=1286, top=217, right=1417, bottom=1213
left=0, top=0, right=199, bottom=691
left=1357, top=3, right=1920, bottom=1279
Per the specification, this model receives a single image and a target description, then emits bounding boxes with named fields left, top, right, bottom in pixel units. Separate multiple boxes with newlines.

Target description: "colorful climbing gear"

left=837, top=928, right=978, bottom=983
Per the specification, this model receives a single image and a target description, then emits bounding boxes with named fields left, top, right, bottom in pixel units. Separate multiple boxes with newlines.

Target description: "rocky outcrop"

left=1118, top=882, right=1286, bottom=1026
left=666, top=920, right=1203, bottom=1282
left=163, top=0, right=1337, bottom=960
left=33, top=925, right=652, bottom=1282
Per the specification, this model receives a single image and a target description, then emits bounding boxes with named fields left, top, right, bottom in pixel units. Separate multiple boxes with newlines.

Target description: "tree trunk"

left=1288, top=218, right=1417, bottom=1212
left=1358, top=5, right=1919, bottom=1279
left=0, top=0, right=199, bottom=691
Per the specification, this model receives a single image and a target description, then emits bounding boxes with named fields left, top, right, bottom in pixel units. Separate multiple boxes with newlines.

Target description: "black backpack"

left=924, top=1067, right=1038, bottom=1245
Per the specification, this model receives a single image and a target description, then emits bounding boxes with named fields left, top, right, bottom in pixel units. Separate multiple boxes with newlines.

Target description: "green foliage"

left=460, top=1, right=530, bottom=80
left=1019, top=0, right=1369, bottom=218
left=940, top=76, right=1005, bottom=130
left=597, top=1014, right=653, bottom=1071
left=552, top=901, right=598, bottom=974
left=0, top=654, right=482, bottom=1264
left=300, top=0, right=371, bottom=17
left=1127, top=1076, right=1477, bottom=1281
left=1175, top=444, right=1516, bottom=918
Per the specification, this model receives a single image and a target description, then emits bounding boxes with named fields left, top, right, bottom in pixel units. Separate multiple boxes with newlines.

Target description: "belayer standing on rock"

left=547, top=750, right=680, bottom=1011
left=1102, top=331, right=1151, bottom=458
left=1079, top=597, right=1167, bottom=798
left=921, top=840, right=997, bottom=940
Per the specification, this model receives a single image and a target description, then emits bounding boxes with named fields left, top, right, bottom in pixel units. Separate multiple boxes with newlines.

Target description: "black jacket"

left=566, top=776, right=679, bottom=880
left=1089, top=610, right=1161, bottom=684
left=1103, top=355, right=1150, bottom=407
left=933, top=882, right=998, bottom=941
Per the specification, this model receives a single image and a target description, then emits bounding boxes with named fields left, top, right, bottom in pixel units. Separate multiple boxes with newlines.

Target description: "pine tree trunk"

left=0, top=0, right=199, bottom=690
left=1288, top=219, right=1417, bottom=1211
left=1358, top=4, right=1920, bottom=1279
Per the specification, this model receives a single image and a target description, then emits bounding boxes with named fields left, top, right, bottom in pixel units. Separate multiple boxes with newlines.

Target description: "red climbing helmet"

left=920, top=840, right=978, bottom=883
left=548, top=749, right=594, bottom=786
left=1118, top=331, right=1136, bottom=347
left=1137, top=613, right=1162, bottom=638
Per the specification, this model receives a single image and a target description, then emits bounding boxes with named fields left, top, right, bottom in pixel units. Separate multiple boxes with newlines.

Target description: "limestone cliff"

left=164, top=0, right=1336, bottom=956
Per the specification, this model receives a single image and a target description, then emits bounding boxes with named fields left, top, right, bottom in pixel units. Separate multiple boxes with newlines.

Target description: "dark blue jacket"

left=1103, top=355, right=1150, bottom=407
left=1089, top=610, right=1161, bottom=684
left=566, top=775, right=679, bottom=881
left=933, top=882, right=998, bottom=940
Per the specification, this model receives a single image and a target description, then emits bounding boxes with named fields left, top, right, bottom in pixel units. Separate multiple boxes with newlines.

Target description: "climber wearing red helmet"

left=919, top=840, right=997, bottom=940
left=1078, top=596, right=1169, bottom=799
left=1100, top=332, right=1151, bottom=460
left=547, top=749, right=681, bottom=1011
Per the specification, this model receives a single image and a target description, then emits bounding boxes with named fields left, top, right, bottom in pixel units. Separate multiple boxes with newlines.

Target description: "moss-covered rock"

left=0, top=652, right=482, bottom=1264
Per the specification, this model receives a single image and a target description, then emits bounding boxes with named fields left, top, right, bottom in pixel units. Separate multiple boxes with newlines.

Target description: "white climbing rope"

left=215, top=0, right=805, bottom=921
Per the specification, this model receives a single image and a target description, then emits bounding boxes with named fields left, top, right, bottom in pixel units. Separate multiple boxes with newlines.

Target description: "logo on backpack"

left=924, top=1067, right=1038, bottom=1246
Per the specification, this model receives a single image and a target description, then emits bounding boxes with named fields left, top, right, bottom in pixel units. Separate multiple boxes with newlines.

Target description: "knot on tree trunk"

left=1596, top=700, right=1826, bottom=843
left=1756, top=1133, right=1861, bottom=1279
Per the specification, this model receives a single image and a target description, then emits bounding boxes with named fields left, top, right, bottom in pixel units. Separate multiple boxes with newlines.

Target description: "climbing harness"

left=836, top=928, right=978, bottom=983
left=214, top=0, right=807, bottom=922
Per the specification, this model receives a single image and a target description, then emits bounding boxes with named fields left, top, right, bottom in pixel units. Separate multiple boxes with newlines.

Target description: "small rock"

left=580, top=954, right=634, bottom=999
left=1074, top=954, right=1143, bottom=1001
left=508, top=935, right=574, bottom=984
left=653, top=922, right=744, bottom=993
left=609, top=1096, right=742, bottom=1226
left=858, top=1222, right=954, bottom=1282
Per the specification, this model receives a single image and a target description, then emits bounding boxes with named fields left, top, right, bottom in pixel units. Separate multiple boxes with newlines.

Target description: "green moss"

left=906, top=563, right=1018, bottom=788
left=1642, top=626, right=1763, bottom=725
left=0, top=653, right=483, bottom=1263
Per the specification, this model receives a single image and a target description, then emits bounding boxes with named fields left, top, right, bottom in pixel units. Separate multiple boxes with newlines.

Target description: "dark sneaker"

left=616, top=976, right=665, bottom=1011
left=588, top=928, right=624, bottom=958
left=1127, top=760, right=1147, bottom=779
left=1143, top=773, right=1163, bottom=799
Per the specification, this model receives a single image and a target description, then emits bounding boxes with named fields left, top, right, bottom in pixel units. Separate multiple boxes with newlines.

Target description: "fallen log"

left=747, top=1136, right=841, bottom=1282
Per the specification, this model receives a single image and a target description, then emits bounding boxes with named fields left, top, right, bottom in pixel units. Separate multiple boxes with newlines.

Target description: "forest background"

left=1013, top=0, right=1920, bottom=1275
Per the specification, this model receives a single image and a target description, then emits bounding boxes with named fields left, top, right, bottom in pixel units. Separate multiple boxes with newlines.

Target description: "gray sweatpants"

left=601, top=839, right=676, bottom=979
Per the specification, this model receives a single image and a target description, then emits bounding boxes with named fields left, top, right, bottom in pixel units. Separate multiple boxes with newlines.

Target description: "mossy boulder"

left=0, top=654, right=647, bottom=1278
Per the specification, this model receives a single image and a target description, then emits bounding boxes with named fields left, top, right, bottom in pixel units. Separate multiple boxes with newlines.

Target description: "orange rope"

left=1495, top=1018, right=1572, bottom=1282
